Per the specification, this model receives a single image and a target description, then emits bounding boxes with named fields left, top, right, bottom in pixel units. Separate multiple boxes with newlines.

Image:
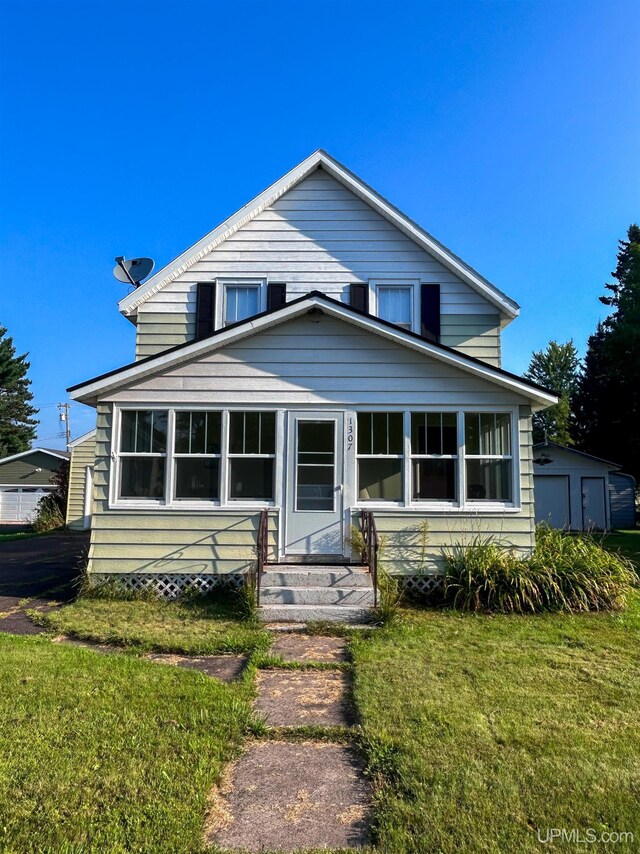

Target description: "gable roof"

left=68, top=428, right=97, bottom=448
left=118, top=150, right=520, bottom=320
left=533, top=441, right=621, bottom=470
left=0, top=447, right=70, bottom=466
left=70, top=291, right=555, bottom=409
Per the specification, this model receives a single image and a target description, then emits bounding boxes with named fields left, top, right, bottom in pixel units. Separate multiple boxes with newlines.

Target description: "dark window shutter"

left=349, top=283, right=369, bottom=314
left=420, top=284, right=441, bottom=342
left=195, top=282, right=216, bottom=340
left=267, top=282, right=287, bottom=311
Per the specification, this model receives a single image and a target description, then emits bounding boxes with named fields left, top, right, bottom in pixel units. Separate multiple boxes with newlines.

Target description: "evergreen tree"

left=525, top=340, right=580, bottom=445
left=573, top=225, right=640, bottom=479
left=0, top=326, right=39, bottom=456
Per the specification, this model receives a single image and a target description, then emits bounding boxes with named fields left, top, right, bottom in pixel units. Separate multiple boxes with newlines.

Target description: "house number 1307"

left=347, top=417, right=354, bottom=451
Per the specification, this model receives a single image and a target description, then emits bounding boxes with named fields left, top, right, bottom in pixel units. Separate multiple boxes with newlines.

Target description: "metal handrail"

left=256, top=508, right=269, bottom=607
left=360, top=509, right=379, bottom=607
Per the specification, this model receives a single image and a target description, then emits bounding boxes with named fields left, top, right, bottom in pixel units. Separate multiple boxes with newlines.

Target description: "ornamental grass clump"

left=443, top=526, right=637, bottom=614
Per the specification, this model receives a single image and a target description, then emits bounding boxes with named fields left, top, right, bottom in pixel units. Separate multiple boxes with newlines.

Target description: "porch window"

left=376, top=286, right=412, bottom=330
left=357, top=412, right=403, bottom=501
left=224, top=285, right=261, bottom=326
left=228, top=411, right=276, bottom=500
left=411, top=412, right=458, bottom=501
left=464, top=412, right=512, bottom=501
left=174, top=411, right=221, bottom=500
left=119, top=410, right=167, bottom=499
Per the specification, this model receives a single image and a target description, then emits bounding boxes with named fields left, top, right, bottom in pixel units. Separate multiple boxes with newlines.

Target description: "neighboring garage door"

left=0, top=487, right=52, bottom=522
left=534, top=475, right=570, bottom=529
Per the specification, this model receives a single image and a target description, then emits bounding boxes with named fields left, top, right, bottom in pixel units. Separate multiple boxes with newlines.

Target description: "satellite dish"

left=113, top=256, right=155, bottom=287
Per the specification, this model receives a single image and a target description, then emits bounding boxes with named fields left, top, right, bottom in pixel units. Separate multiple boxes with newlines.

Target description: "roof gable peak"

left=118, top=150, right=519, bottom=319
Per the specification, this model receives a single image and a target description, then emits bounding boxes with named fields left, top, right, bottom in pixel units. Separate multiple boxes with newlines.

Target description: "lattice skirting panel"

left=88, top=573, right=245, bottom=599
left=399, top=574, right=443, bottom=598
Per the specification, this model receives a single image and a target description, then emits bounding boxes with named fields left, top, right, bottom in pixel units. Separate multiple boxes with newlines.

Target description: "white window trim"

left=110, top=406, right=278, bottom=510
left=369, top=278, right=421, bottom=334
left=215, top=278, right=267, bottom=330
left=109, top=404, right=521, bottom=514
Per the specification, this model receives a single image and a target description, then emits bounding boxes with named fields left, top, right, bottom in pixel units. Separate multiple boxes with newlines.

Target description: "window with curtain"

left=377, top=286, right=412, bottom=330
left=357, top=412, right=404, bottom=501
left=411, top=412, right=458, bottom=501
left=224, top=285, right=261, bottom=325
left=119, top=410, right=168, bottom=499
left=464, top=412, right=512, bottom=501
left=228, top=411, right=276, bottom=500
left=174, top=411, right=222, bottom=500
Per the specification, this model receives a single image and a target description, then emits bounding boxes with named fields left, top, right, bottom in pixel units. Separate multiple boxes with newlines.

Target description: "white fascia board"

left=68, top=428, right=97, bottom=448
left=0, top=447, right=69, bottom=465
left=118, top=150, right=519, bottom=320
left=71, top=295, right=555, bottom=409
left=118, top=151, right=326, bottom=317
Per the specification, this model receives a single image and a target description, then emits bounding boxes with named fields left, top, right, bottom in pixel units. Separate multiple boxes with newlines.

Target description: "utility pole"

left=58, top=403, right=71, bottom=449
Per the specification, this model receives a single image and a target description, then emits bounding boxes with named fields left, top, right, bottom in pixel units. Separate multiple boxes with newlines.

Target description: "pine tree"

left=0, top=326, right=39, bottom=456
left=525, top=340, right=580, bottom=445
left=573, top=225, right=640, bottom=479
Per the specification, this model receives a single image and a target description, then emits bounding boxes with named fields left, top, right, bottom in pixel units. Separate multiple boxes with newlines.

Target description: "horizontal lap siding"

left=135, top=169, right=501, bottom=363
left=351, top=406, right=535, bottom=575
left=0, top=452, right=64, bottom=486
left=88, top=402, right=277, bottom=574
left=111, top=315, right=526, bottom=407
left=440, top=314, right=501, bottom=366
left=66, top=435, right=96, bottom=530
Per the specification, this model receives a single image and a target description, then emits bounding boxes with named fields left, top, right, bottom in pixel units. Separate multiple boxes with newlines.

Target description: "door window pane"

left=120, top=458, right=166, bottom=498
left=358, top=459, right=402, bottom=501
left=412, top=459, right=456, bottom=500
left=175, top=458, right=220, bottom=500
left=225, top=286, right=260, bottom=325
left=378, top=287, right=412, bottom=329
left=296, top=421, right=335, bottom=511
left=229, top=459, right=274, bottom=500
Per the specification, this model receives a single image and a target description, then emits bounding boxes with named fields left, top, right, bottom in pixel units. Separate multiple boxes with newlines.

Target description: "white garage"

left=533, top=442, right=619, bottom=531
left=0, top=448, right=69, bottom=524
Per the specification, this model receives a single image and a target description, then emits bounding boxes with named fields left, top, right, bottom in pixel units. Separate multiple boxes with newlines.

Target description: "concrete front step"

left=260, top=585, right=375, bottom=607
left=258, top=604, right=373, bottom=623
left=262, top=566, right=372, bottom=589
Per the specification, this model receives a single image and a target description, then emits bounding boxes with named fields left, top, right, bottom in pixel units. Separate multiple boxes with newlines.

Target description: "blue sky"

left=0, top=0, right=638, bottom=448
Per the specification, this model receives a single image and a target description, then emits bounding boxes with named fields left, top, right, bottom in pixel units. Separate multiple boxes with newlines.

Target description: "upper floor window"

left=224, top=285, right=262, bottom=326
left=377, top=286, right=412, bottom=330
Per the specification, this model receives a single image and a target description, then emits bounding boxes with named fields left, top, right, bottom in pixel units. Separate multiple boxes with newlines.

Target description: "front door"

left=285, top=412, right=345, bottom=557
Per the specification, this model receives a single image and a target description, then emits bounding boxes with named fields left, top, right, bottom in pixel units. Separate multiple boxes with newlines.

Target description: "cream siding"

left=114, top=315, right=524, bottom=407
left=135, top=169, right=502, bottom=363
left=86, top=317, right=534, bottom=578
left=66, top=433, right=96, bottom=530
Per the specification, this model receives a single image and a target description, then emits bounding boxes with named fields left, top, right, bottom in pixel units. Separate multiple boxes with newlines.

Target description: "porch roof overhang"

left=68, top=292, right=558, bottom=410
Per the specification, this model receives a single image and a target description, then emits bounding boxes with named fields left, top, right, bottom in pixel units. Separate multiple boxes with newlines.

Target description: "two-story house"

left=66, top=150, right=556, bottom=620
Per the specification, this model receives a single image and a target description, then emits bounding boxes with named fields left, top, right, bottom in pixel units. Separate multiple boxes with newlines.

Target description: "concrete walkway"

left=208, top=633, right=371, bottom=851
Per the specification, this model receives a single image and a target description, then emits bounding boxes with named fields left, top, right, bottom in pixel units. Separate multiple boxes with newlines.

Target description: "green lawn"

left=37, top=592, right=272, bottom=655
left=0, top=635, right=255, bottom=854
left=4, top=588, right=640, bottom=852
left=604, top=529, right=640, bottom=568
left=351, top=591, right=640, bottom=853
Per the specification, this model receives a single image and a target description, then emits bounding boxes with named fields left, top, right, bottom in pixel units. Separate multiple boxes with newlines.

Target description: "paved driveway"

left=0, top=532, right=90, bottom=633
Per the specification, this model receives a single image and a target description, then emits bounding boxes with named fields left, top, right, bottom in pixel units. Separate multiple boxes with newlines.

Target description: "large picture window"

left=357, top=412, right=403, bottom=501
left=228, top=411, right=276, bottom=500
left=411, top=412, right=458, bottom=501
left=464, top=412, right=512, bottom=501
left=174, top=411, right=221, bottom=500
left=119, top=410, right=167, bottom=499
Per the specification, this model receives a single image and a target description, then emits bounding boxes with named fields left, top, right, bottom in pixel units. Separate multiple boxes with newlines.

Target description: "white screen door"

left=285, top=412, right=345, bottom=556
